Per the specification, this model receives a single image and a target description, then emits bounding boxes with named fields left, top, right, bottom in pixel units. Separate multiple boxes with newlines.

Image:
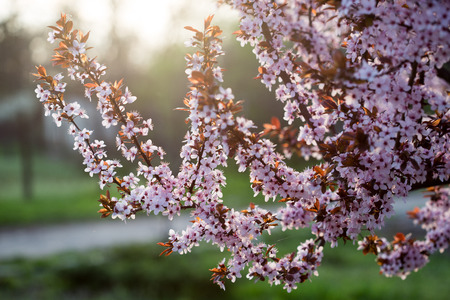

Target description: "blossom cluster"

left=221, top=0, right=449, bottom=278
left=34, top=0, right=449, bottom=292
left=358, top=187, right=450, bottom=279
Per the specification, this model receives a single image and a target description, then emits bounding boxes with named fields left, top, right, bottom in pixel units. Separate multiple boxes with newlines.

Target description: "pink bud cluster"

left=34, top=0, right=449, bottom=292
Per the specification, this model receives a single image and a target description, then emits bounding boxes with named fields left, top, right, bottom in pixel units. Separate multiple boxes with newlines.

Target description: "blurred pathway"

left=0, top=216, right=188, bottom=260
left=0, top=192, right=426, bottom=260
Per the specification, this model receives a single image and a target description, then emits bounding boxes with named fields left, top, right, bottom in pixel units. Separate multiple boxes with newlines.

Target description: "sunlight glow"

left=1, top=0, right=238, bottom=50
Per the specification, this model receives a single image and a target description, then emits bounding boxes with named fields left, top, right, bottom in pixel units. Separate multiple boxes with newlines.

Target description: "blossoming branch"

left=33, top=0, right=449, bottom=292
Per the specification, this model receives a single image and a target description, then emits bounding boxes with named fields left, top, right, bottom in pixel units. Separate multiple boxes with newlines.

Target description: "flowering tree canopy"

left=33, top=0, right=449, bottom=292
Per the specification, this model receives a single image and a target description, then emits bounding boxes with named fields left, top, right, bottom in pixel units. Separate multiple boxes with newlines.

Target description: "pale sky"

left=1, top=0, right=239, bottom=63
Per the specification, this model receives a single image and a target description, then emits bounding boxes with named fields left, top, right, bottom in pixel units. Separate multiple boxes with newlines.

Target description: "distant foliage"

left=33, top=0, right=449, bottom=292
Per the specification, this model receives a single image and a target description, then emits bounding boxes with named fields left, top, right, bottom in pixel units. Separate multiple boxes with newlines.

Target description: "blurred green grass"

left=0, top=231, right=449, bottom=300
left=0, top=152, right=100, bottom=226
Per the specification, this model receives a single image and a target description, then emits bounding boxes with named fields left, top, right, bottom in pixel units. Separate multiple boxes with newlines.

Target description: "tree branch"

left=411, top=177, right=450, bottom=191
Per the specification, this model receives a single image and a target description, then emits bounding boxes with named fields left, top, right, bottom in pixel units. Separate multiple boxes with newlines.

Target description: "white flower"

left=47, top=30, right=57, bottom=43
left=69, top=40, right=86, bottom=56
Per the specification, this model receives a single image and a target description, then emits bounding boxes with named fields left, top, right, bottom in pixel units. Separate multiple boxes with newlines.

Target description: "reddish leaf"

left=56, top=13, right=66, bottom=27
left=184, top=26, right=200, bottom=33
left=320, top=95, right=338, bottom=110
left=80, top=31, right=90, bottom=43
left=64, top=20, right=73, bottom=34
left=430, top=118, right=441, bottom=127
left=34, top=65, right=47, bottom=78
left=84, top=83, right=98, bottom=89
left=271, top=117, right=281, bottom=130
left=407, top=207, right=420, bottom=219
left=393, top=232, right=406, bottom=244
left=100, top=212, right=111, bottom=218
left=189, top=71, right=205, bottom=85
left=330, top=206, right=341, bottom=215
left=211, top=27, right=223, bottom=37
left=204, top=14, right=214, bottom=28
left=313, top=166, right=325, bottom=177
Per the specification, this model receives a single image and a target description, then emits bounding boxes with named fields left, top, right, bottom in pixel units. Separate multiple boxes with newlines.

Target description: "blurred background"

left=0, top=0, right=448, bottom=299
